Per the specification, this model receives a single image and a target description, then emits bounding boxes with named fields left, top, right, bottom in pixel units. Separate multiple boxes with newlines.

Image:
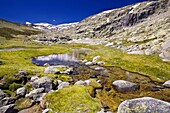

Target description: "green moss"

left=9, top=83, right=22, bottom=91
left=43, top=85, right=101, bottom=113
left=15, top=98, right=33, bottom=110
left=24, top=84, right=33, bottom=92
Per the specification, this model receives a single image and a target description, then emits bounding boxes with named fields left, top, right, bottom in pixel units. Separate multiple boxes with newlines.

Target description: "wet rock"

left=112, top=80, right=139, bottom=92
left=33, top=76, right=54, bottom=92
left=17, top=87, right=26, bottom=96
left=92, top=56, right=100, bottom=63
left=25, top=88, right=44, bottom=98
left=58, top=82, right=69, bottom=90
left=0, top=89, right=6, bottom=100
left=0, top=104, right=15, bottom=113
left=163, top=80, right=170, bottom=88
left=85, top=61, right=93, bottom=66
left=75, top=80, right=85, bottom=86
left=117, top=97, right=170, bottom=113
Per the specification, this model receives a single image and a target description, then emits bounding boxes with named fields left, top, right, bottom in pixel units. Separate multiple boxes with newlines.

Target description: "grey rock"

left=75, top=80, right=85, bottom=86
left=82, top=59, right=88, bottom=64
left=0, top=97, right=15, bottom=107
left=58, top=82, right=69, bottom=90
left=117, top=97, right=170, bottom=113
left=30, top=76, right=39, bottom=82
left=17, top=87, right=26, bottom=96
left=0, top=104, right=15, bottom=113
left=18, top=70, right=28, bottom=76
left=85, top=61, right=93, bottom=66
left=84, top=80, right=91, bottom=86
left=44, top=66, right=60, bottom=74
left=112, top=80, right=139, bottom=92
left=92, top=56, right=100, bottom=63
left=94, top=67, right=104, bottom=71
left=96, top=61, right=105, bottom=66
left=163, top=80, right=170, bottom=88
left=33, top=93, right=46, bottom=102
left=0, top=89, right=6, bottom=100
left=97, top=109, right=113, bottom=113
left=25, top=88, right=44, bottom=98
left=127, top=50, right=144, bottom=55
left=33, top=76, right=54, bottom=92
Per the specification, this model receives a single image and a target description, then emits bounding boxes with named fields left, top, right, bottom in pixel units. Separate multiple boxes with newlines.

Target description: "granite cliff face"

left=33, top=0, right=170, bottom=61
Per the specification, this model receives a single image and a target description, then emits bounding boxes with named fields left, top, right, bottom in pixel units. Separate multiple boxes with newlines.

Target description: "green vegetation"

left=43, top=85, right=101, bottom=113
left=15, top=98, right=33, bottom=110
left=9, top=83, right=22, bottom=91
left=86, top=45, right=170, bottom=82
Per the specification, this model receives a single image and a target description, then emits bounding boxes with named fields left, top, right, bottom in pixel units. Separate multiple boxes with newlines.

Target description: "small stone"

left=58, top=82, right=69, bottom=90
left=75, top=80, right=85, bottom=86
left=17, top=87, right=26, bottom=96
left=85, top=61, right=93, bottom=66
left=163, top=80, right=170, bottom=88
left=92, top=56, right=100, bottom=63
left=96, top=61, right=105, bottom=66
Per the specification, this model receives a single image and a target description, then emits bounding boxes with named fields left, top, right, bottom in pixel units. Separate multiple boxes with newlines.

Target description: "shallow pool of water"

left=31, top=48, right=90, bottom=66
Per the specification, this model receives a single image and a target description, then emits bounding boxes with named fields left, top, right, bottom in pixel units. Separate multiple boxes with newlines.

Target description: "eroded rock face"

left=117, top=97, right=170, bottom=113
left=33, top=77, right=54, bottom=92
left=159, top=39, right=170, bottom=61
left=112, top=80, right=139, bottom=92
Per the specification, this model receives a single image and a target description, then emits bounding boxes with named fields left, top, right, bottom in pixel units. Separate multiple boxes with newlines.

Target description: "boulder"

left=92, top=56, right=100, bottom=63
left=33, top=76, right=54, bottom=92
left=17, top=87, right=26, bottom=96
left=82, top=59, right=88, bottom=64
left=84, top=80, right=91, bottom=86
left=85, top=61, right=93, bottom=66
left=94, top=67, right=104, bottom=71
left=112, top=80, right=139, bottom=92
left=0, top=89, right=6, bottom=100
left=58, top=82, right=69, bottom=90
left=159, top=39, right=170, bottom=61
left=25, top=88, right=44, bottom=98
left=163, top=80, right=170, bottom=88
left=0, top=104, right=15, bottom=113
left=117, top=97, right=170, bottom=113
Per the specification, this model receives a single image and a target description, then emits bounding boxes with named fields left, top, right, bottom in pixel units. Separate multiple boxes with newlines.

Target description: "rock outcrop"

left=117, top=97, right=170, bottom=113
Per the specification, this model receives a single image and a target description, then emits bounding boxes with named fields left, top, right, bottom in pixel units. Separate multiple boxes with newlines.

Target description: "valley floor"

left=0, top=39, right=170, bottom=112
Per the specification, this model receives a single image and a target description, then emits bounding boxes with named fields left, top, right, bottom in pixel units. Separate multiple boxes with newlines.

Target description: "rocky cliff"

left=33, top=0, right=170, bottom=61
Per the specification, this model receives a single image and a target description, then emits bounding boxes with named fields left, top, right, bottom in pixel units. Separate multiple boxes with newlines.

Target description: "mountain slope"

left=0, top=19, right=41, bottom=39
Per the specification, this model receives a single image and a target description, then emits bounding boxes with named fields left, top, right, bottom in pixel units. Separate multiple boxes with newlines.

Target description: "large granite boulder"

left=117, top=97, right=170, bottom=113
left=33, top=76, right=54, bottom=92
left=112, top=80, right=139, bottom=92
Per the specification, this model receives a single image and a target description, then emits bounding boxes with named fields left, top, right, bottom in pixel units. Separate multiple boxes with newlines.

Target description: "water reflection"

left=31, top=48, right=90, bottom=66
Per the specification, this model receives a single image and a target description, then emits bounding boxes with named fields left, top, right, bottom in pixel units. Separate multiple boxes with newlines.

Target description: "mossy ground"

left=43, top=85, right=102, bottom=113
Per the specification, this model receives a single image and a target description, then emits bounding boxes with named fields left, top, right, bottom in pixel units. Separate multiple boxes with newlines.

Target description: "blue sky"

left=0, top=0, right=146, bottom=25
